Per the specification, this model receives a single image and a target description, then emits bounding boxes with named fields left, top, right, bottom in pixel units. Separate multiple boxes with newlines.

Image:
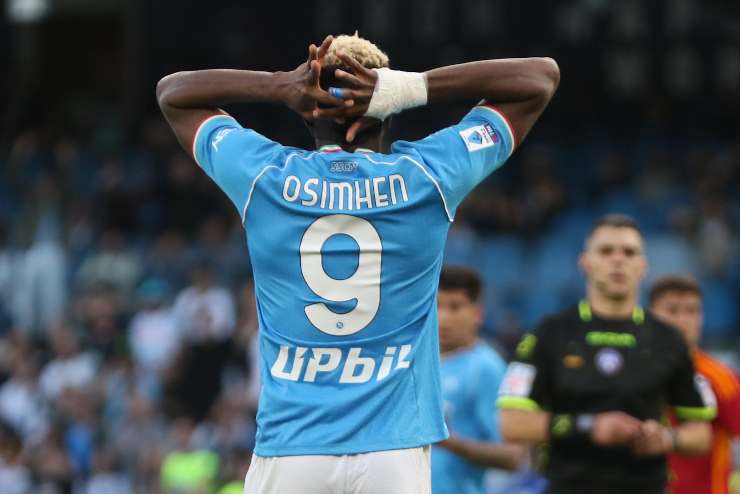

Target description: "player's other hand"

left=436, top=435, right=462, bottom=452
left=281, top=35, right=349, bottom=121
left=591, top=411, right=642, bottom=447
left=312, top=51, right=381, bottom=143
left=632, top=420, right=672, bottom=457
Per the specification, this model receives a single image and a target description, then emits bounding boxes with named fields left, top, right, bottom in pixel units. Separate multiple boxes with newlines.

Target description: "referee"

left=497, top=214, right=715, bottom=494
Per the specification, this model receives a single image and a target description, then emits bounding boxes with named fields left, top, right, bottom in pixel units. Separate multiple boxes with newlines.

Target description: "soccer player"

left=497, top=214, right=715, bottom=494
left=434, top=266, right=525, bottom=494
left=649, top=275, right=740, bottom=494
left=157, top=33, right=558, bottom=494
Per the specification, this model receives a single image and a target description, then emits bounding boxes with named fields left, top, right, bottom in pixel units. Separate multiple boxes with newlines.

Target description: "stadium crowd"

left=0, top=104, right=738, bottom=493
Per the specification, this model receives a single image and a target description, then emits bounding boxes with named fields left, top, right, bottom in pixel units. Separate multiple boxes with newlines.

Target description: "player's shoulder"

left=694, top=351, right=740, bottom=394
left=472, top=341, right=507, bottom=370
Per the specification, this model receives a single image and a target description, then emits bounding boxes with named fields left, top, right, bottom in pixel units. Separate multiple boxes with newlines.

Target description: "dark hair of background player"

left=649, top=274, right=703, bottom=305
left=439, top=265, right=482, bottom=303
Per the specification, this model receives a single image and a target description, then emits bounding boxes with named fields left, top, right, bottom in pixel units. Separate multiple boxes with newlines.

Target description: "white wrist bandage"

left=364, top=68, right=428, bottom=121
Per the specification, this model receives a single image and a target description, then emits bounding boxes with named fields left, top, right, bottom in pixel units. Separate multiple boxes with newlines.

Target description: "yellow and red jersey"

left=669, top=350, right=740, bottom=494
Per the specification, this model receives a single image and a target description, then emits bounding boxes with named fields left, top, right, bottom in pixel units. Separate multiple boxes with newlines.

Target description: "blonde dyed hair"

left=322, top=32, right=389, bottom=70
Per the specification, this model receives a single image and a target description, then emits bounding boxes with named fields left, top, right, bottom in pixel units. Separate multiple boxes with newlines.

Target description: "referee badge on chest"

left=595, top=348, right=623, bottom=376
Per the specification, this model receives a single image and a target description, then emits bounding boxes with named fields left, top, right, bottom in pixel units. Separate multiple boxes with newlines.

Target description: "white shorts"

left=243, top=446, right=431, bottom=494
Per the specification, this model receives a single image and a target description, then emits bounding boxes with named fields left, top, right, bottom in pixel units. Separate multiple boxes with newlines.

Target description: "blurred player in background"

left=157, top=33, right=558, bottom=494
left=434, top=265, right=525, bottom=494
left=497, top=215, right=715, bottom=494
left=649, top=275, right=740, bottom=494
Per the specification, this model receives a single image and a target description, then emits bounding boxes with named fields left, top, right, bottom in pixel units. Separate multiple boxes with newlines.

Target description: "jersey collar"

left=319, top=144, right=374, bottom=154
left=578, top=299, right=645, bottom=324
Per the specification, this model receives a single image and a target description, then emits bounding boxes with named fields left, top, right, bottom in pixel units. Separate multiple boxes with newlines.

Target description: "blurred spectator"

left=160, top=417, right=219, bottom=494
left=57, top=389, right=98, bottom=478
left=192, top=394, right=255, bottom=455
left=128, top=278, right=180, bottom=400
left=82, top=449, right=132, bottom=494
left=76, top=229, right=142, bottom=299
left=192, top=216, right=251, bottom=288
left=111, top=391, right=167, bottom=489
left=0, top=335, right=49, bottom=444
left=78, top=286, right=128, bottom=359
left=167, top=261, right=236, bottom=419
left=236, top=282, right=261, bottom=414
left=10, top=175, right=68, bottom=334
left=0, top=221, right=15, bottom=333
left=39, top=324, right=99, bottom=403
left=696, top=197, right=735, bottom=276
left=29, top=426, right=74, bottom=494
left=0, top=420, right=32, bottom=494
left=162, top=155, right=212, bottom=237
left=172, top=261, right=235, bottom=345
left=143, top=230, right=191, bottom=288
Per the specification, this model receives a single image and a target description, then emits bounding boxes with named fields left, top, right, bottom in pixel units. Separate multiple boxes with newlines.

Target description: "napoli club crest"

left=595, top=348, right=623, bottom=376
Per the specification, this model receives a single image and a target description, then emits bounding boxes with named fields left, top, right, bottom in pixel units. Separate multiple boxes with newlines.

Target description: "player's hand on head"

left=327, top=51, right=378, bottom=105
left=311, top=51, right=381, bottom=142
left=591, top=411, right=642, bottom=447
left=282, top=35, right=348, bottom=120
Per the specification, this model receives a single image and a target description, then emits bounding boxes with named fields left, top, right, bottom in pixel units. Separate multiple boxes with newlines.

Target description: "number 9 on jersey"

left=300, top=214, right=382, bottom=336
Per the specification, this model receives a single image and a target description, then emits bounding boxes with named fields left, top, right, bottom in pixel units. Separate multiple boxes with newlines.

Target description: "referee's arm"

left=633, top=335, right=715, bottom=457
left=496, top=328, right=556, bottom=443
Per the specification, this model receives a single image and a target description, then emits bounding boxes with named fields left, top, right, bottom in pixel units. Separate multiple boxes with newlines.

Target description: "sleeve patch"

left=458, top=124, right=500, bottom=152
left=695, top=373, right=718, bottom=409
left=499, top=362, right=536, bottom=398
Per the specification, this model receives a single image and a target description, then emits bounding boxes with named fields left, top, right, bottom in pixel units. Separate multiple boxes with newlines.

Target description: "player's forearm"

left=441, top=436, right=526, bottom=470
left=500, top=409, right=551, bottom=443
left=156, top=69, right=285, bottom=110
left=673, top=421, right=712, bottom=455
left=425, top=58, right=560, bottom=106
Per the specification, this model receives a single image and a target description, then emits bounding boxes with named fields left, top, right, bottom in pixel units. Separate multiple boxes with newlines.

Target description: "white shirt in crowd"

left=172, top=286, right=235, bottom=343
left=39, top=352, right=99, bottom=401
left=128, top=307, right=180, bottom=371
left=0, top=379, right=48, bottom=444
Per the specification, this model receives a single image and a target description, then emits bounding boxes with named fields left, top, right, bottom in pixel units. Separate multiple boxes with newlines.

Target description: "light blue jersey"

left=192, top=105, right=515, bottom=456
left=433, top=342, right=508, bottom=494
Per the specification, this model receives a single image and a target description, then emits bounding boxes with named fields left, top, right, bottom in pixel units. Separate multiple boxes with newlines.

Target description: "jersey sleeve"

left=476, top=355, right=507, bottom=442
left=704, top=365, right=740, bottom=436
left=192, top=114, right=285, bottom=221
left=390, top=104, right=515, bottom=220
left=496, top=320, right=553, bottom=412
left=669, top=339, right=718, bottom=421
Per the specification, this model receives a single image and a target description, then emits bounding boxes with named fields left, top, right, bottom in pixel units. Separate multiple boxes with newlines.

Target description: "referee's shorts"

left=244, top=445, right=431, bottom=494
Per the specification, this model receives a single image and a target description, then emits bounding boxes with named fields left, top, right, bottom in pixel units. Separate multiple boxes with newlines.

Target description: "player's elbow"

left=531, top=57, right=560, bottom=102
left=156, top=72, right=186, bottom=108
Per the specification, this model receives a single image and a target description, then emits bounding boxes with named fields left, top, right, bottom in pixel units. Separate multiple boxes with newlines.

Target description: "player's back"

left=246, top=146, right=451, bottom=455
left=191, top=105, right=515, bottom=456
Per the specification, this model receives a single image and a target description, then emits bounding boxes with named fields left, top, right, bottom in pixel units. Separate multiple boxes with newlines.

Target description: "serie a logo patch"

left=459, top=124, right=500, bottom=152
